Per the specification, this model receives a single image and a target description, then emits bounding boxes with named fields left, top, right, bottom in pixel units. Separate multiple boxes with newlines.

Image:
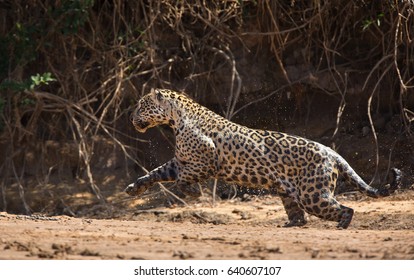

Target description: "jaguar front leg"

left=172, top=162, right=214, bottom=198
left=175, top=180, right=203, bottom=198
left=125, top=159, right=178, bottom=196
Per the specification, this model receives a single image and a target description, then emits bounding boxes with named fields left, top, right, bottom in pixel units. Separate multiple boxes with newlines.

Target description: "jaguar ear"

left=153, top=89, right=163, bottom=102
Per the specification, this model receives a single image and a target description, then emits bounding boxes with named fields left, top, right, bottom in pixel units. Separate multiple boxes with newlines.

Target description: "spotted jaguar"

left=126, top=88, right=401, bottom=229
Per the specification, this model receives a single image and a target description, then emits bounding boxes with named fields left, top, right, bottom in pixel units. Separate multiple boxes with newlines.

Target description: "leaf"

left=29, top=72, right=57, bottom=89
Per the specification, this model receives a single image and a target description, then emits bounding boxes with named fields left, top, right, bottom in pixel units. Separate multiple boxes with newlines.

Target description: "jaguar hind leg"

left=318, top=202, right=354, bottom=229
left=178, top=182, right=202, bottom=197
left=336, top=205, right=354, bottom=229
left=280, top=195, right=307, bottom=227
left=301, top=190, right=354, bottom=229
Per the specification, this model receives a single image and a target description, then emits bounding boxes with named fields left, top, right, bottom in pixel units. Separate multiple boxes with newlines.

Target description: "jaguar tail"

left=336, top=156, right=401, bottom=198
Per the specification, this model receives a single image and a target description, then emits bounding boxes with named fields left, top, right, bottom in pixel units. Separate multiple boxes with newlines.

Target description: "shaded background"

left=0, top=0, right=413, bottom=215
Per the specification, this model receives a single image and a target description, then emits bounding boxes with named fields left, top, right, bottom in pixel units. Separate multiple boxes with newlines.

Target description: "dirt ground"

left=1, top=190, right=414, bottom=260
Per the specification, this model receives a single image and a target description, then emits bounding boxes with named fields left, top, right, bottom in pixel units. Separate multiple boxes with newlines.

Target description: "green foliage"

left=51, top=0, right=95, bottom=35
left=0, top=72, right=56, bottom=92
left=0, top=71, right=55, bottom=133
left=0, top=22, right=38, bottom=81
left=0, top=80, right=30, bottom=92
left=0, top=1, right=94, bottom=81
left=362, top=13, right=384, bottom=31
left=29, top=72, right=56, bottom=90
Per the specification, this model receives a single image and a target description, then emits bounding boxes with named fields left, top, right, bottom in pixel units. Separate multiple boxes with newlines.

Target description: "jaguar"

left=126, top=88, right=401, bottom=229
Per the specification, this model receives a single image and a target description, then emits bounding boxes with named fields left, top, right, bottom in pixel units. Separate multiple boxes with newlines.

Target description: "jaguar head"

left=130, top=88, right=173, bottom=133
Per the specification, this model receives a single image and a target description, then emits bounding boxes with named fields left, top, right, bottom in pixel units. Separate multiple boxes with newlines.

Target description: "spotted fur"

left=126, top=88, right=402, bottom=229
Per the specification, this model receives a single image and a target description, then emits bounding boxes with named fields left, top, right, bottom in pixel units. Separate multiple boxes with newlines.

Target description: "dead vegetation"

left=0, top=0, right=413, bottom=214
